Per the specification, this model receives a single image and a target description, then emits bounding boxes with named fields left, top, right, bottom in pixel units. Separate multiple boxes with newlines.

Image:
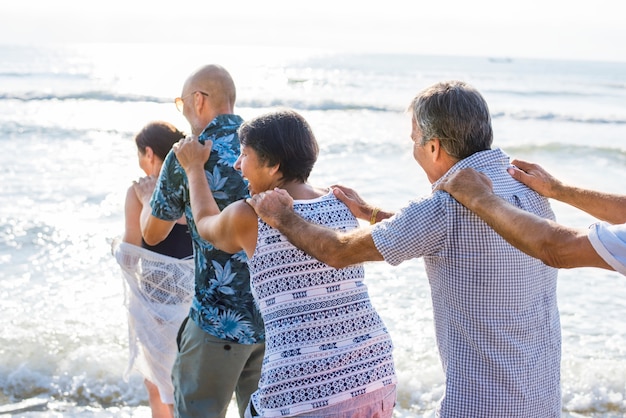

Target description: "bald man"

left=135, top=65, right=265, bottom=418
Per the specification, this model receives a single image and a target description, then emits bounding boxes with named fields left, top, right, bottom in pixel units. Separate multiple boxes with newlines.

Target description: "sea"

left=1, top=43, right=625, bottom=417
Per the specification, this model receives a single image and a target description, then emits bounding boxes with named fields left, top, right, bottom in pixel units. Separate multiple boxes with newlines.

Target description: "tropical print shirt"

left=150, top=114, right=264, bottom=344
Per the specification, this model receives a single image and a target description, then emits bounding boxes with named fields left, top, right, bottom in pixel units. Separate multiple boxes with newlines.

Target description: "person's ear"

left=144, top=146, right=155, bottom=162
left=430, top=138, right=442, bottom=161
left=195, top=91, right=207, bottom=113
left=268, top=163, right=281, bottom=176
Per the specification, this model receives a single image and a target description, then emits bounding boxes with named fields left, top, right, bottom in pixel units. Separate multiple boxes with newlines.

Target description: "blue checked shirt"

left=150, top=115, right=265, bottom=344
left=372, top=148, right=561, bottom=417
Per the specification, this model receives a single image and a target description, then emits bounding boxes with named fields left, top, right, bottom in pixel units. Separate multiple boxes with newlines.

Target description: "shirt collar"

left=199, top=114, right=244, bottom=141
left=431, top=148, right=510, bottom=190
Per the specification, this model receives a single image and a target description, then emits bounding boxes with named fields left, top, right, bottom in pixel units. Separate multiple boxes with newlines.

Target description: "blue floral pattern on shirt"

left=150, top=114, right=264, bottom=344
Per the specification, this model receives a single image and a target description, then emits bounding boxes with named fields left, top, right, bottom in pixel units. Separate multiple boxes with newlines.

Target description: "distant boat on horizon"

left=488, top=57, right=513, bottom=63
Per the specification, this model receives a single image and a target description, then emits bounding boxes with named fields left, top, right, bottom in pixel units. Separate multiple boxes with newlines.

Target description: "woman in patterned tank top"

left=173, top=109, right=397, bottom=417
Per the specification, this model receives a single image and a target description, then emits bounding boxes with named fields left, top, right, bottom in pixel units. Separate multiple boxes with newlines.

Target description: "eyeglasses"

left=174, top=91, right=209, bottom=112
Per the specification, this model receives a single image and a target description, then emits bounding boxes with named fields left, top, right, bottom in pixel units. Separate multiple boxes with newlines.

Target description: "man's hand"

left=508, top=159, right=562, bottom=199
left=133, top=175, right=158, bottom=205
left=173, top=135, right=213, bottom=172
left=436, top=168, right=495, bottom=208
left=246, top=188, right=295, bottom=229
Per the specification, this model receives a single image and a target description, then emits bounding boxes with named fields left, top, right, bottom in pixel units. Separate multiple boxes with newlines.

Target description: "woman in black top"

left=121, top=121, right=192, bottom=418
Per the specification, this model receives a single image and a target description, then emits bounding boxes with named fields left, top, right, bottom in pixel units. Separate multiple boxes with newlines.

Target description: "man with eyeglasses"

left=135, top=64, right=265, bottom=418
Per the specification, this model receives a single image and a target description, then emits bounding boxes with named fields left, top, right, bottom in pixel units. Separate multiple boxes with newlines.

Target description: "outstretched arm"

left=437, top=168, right=613, bottom=271
left=510, top=159, right=626, bottom=224
left=174, top=136, right=254, bottom=255
left=247, top=189, right=383, bottom=268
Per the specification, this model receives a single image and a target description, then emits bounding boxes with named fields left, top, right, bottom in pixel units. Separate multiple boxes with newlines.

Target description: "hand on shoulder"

left=246, top=188, right=294, bottom=229
left=435, top=168, right=494, bottom=207
left=508, top=159, right=563, bottom=199
left=132, top=175, right=157, bottom=203
left=173, top=135, right=213, bottom=172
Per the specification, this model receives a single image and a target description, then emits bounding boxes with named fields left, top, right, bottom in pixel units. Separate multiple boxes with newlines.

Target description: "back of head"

left=410, top=80, right=493, bottom=160
left=239, top=109, right=319, bottom=183
left=188, top=64, right=236, bottom=112
left=135, top=121, right=185, bottom=160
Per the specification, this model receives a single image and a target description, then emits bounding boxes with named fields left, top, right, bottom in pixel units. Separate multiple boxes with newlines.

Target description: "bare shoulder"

left=124, top=184, right=141, bottom=207
left=223, top=199, right=258, bottom=222
left=125, top=184, right=136, bottom=199
left=224, top=199, right=259, bottom=255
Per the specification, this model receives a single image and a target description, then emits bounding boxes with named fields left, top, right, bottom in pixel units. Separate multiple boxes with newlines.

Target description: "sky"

left=1, top=0, right=625, bottom=63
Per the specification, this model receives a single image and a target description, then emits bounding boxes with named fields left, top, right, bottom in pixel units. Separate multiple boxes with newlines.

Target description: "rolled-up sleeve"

left=588, top=222, right=626, bottom=276
left=371, top=194, right=447, bottom=266
left=150, top=152, right=185, bottom=222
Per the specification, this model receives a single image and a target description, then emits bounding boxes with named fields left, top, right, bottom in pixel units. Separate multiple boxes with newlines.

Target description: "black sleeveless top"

left=142, top=223, right=193, bottom=259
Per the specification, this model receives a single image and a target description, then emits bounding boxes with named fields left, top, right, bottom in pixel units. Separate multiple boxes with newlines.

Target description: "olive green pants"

left=172, top=317, right=265, bottom=418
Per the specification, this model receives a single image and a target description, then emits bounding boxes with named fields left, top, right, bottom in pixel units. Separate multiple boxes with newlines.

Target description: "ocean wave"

left=2, top=93, right=623, bottom=124
left=0, top=71, right=91, bottom=80
left=487, top=89, right=594, bottom=98
left=492, top=110, right=626, bottom=125
left=0, top=364, right=145, bottom=409
left=604, top=82, right=626, bottom=90
left=4, top=90, right=625, bottom=124
left=0, top=91, right=169, bottom=104
left=0, top=92, right=398, bottom=112
left=482, top=87, right=626, bottom=98
left=240, top=98, right=399, bottom=112
left=0, top=121, right=131, bottom=141
left=504, top=142, right=626, bottom=160
left=486, top=82, right=626, bottom=96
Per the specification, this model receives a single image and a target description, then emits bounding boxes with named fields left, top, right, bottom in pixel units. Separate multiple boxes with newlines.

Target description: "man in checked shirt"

left=247, top=80, right=562, bottom=417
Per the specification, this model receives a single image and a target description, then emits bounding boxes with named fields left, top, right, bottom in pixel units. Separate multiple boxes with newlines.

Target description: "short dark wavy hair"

left=238, top=109, right=319, bottom=183
left=135, top=121, right=185, bottom=160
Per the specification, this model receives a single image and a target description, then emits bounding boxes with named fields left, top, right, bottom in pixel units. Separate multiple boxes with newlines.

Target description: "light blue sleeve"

left=371, top=194, right=447, bottom=266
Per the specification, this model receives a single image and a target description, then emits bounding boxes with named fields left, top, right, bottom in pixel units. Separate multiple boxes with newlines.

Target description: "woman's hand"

left=173, top=135, right=213, bottom=172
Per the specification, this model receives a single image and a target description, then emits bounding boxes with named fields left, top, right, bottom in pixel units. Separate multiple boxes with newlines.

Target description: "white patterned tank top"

left=248, top=191, right=396, bottom=417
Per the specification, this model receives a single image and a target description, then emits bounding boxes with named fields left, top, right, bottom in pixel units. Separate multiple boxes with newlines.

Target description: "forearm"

left=466, top=194, right=548, bottom=256
left=274, top=212, right=382, bottom=268
left=139, top=204, right=170, bottom=245
left=467, top=194, right=610, bottom=269
left=552, top=184, right=626, bottom=224
left=139, top=204, right=154, bottom=242
left=185, top=165, right=220, bottom=221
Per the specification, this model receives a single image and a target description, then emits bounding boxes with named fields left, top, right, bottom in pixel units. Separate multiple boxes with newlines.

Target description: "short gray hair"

left=409, top=80, right=493, bottom=159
